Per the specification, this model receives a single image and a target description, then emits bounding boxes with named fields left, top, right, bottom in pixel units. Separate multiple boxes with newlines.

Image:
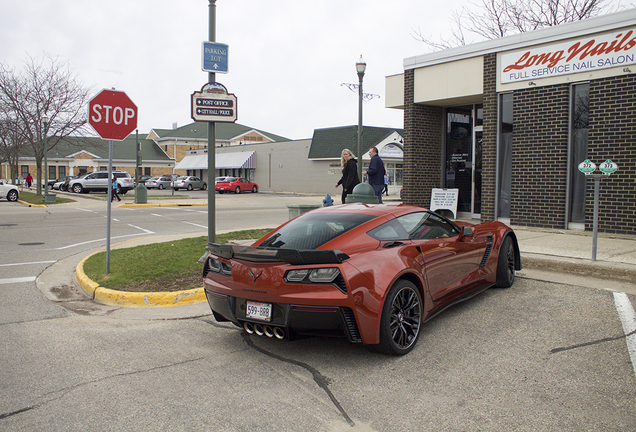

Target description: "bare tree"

left=414, top=0, right=619, bottom=50
left=0, top=55, right=92, bottom=194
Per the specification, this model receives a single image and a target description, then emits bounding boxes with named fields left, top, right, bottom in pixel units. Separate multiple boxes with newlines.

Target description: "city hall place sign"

left=501, top=28, right=636, bottom=84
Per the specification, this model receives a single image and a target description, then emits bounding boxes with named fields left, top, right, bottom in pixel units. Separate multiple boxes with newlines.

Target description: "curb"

left=119, top=202, right=208, bottom=208
left=18, top=199, right=47, bottom=208
left=76, top=250, right=206, bottom=308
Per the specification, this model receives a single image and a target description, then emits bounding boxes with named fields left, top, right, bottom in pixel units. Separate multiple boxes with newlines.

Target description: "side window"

left=86, top=173, right=97, bottom=179
left=97, top=172, right=108, bottom=179
left=367, top=212, right=459, bottom=241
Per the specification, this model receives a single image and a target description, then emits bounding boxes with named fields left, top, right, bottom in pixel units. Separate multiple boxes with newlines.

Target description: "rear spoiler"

left=207, top=243, right=350, bottom=265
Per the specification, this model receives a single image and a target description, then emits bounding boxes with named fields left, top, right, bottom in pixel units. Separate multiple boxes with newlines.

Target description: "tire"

left=235, top=187, right=241, bottom=194
left=375, top=280, right=422, bottom=356
left=72, top=184, right=83, bottom=194
left=187, top=184, right=193, bottom=191
left=201, top=183, right=207, bottom=190
left=495, top=236, right=515, bottom=288
left=252, top=185, right=258, bottom=193
left=174, top=188, right=179, bottom=191
left=7, top=190, right=18, bottom=202
left=159, top=184, right=164, bottom=190
left=219, top=190, right=224, bottom=194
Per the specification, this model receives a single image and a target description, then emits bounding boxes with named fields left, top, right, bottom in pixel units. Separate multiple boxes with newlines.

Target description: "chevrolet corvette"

left=203, top=203, right=521, bottom=355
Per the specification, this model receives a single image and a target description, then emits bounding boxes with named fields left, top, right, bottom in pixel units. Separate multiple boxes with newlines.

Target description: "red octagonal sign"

left=88, top=89, right=138, bottom=141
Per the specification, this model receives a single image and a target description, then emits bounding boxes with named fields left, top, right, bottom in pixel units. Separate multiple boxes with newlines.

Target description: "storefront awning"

left=174, top=151, right=255, bottom=170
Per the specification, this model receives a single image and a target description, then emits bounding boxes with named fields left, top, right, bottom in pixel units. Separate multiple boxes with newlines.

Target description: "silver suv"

left=69, top=171, right=134, bottom=194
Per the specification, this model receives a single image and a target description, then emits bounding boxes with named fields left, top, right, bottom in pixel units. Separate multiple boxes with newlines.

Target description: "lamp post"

left=42, top=116, right=49, bottom=199
left=356, top=56, right=366, bottom=182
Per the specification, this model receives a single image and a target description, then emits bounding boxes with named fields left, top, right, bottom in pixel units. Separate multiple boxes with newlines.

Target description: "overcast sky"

left=1, top=0, right=630, bottom=141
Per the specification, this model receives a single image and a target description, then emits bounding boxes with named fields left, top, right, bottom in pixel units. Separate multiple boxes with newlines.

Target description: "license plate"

left=246, top=301, right=272, bottom=322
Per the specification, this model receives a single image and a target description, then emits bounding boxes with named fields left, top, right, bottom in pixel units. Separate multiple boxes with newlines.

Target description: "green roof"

left=44, top=135, right=172, bottom=162
left=307, top=125, right=404, bottom=159
left=151, top=122, right=290, bottom=142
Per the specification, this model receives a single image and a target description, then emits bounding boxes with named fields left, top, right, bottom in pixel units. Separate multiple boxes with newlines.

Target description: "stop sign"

left=88, top=89, right=138, bottom=140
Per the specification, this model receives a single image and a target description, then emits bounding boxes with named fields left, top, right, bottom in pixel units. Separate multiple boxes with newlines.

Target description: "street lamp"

left=42, top=116, right=49, bottom=199
left=356, top=55, right=366, bottom=182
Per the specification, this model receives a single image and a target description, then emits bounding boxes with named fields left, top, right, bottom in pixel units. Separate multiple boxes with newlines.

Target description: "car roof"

left=309, top=202, right=423, bottom=218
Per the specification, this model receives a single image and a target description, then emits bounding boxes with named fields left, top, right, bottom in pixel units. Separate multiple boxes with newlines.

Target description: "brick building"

left=385, top=9, right=636, bottom=235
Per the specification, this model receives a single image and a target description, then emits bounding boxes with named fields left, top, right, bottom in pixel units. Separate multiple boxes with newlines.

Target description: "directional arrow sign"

left=191, top=89, right=237, bottom=123
left=202, top=42, right=228, bottom=74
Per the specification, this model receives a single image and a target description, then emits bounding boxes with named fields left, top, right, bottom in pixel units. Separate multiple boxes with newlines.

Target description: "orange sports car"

left=203, top=203, right=521, bottom=355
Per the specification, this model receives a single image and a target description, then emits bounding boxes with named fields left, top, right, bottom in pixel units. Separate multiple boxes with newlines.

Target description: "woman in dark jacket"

left=335, top=148, right=360, bottom=204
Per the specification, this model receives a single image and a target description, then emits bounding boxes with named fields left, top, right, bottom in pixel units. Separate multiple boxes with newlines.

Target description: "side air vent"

left=342, top=308, right=362, bottom=343
left=479, top=236, right=495, bottom=269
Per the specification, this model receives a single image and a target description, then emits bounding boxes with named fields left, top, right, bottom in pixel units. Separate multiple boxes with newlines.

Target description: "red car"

left=203, top=203, right=520, bottom=355
left=215, top=177, right=258, bottom=194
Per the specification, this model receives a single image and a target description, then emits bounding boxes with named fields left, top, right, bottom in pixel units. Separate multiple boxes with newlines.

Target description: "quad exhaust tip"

left=243, top=322, right=285, bottom=340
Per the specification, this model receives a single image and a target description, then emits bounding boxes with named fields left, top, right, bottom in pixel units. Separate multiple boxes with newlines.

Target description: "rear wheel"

left=7, top=190, right=18, bottom=202
left=159, top=184, right=164, bottom=190
left=375, top=280, right=422, bottom=356
left=495, top=236, right=515, bottom=288
left=218, top=190, right=224, bottom=194
left=187, top=184, right=193, bottom=191
left=235, top=187, right=241, bottom=194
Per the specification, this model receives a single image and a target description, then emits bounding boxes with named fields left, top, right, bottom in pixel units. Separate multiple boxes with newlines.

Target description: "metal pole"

left=207, top=0, right=217, bottom=244
left=357, top=71, right=364, bottom=182
left=592, top=175, right=600, bottom=261
left=106, top=139, right=113, bottom=274
left=43, top=119, right=48, bottom=198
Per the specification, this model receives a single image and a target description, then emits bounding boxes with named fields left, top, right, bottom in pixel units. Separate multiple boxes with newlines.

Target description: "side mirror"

left=463, top=226, right=473, bottom=236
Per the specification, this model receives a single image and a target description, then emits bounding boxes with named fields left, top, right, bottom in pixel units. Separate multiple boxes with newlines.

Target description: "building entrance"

left=444, top=105, right=482, bottom=218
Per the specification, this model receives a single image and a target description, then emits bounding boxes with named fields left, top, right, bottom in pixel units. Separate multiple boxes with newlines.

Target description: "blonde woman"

left=335, top=149, right=360, bottom=203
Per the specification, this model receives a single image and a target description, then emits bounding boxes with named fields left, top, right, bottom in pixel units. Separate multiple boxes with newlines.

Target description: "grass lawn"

left=18, top=190, right=73, bottom=205
left=82, top=228, right=272, bottom=292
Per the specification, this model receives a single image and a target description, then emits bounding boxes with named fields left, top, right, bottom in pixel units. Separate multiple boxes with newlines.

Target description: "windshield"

left=259, top=212, right=376, bottom=250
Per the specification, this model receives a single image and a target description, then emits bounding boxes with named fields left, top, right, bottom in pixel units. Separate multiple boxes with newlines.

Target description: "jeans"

left=372, top=184, right=384, bottom=204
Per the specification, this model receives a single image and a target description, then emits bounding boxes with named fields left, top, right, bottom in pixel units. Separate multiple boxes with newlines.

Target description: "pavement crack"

left=240, top=332, right=355, bottom=427
left=0, top=357, right=206, bottom=421
left=550, top=329, right=636, bottom=354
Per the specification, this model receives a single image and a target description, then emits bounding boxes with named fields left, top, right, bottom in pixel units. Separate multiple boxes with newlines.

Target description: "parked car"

left=0, top=180, right=19, bottom=202
left=137, top=175, right=153, bottom=185
left=144, top=176, right=173, bottom=190
left=203, top=203, right=520, bottom=355
left=215, top=177, right=258, bottom=194
left=173, top=176, right=207, bottom=191
left=57, top=175, right=82, bottom=192
left=68, top=170, right=134, bottom=194
left=49, top=176, right=74, bottom=190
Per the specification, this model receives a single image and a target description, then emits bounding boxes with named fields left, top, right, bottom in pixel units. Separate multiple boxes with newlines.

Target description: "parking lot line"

left=614, top=292, right=636, bottom=377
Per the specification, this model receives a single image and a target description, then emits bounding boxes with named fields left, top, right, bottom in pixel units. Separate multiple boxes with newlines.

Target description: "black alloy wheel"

left=376, top=280, right=422, bottom=355
left=495, top=236, right=515, bottom=288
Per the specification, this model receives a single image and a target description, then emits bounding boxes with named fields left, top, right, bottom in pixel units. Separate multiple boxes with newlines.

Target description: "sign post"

left=577, top=159, right=618, bottom=261
left=88, top=88, right=138, bottom=273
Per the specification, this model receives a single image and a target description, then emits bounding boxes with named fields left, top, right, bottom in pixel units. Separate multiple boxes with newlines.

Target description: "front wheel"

left=201, top=183, right=207, bottom=190
left=252, top=186, right=258, bottom=193
left=495, top=236, right=515, bottom=288
left=7, top=190, right=18, bottom=202
left=72, top=184, right=83, bottom=194
left=375, top=280, right=422, bottom=356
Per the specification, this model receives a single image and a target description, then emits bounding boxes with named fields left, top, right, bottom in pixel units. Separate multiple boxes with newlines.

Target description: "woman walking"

left=335, top=149, right=360, bottom=204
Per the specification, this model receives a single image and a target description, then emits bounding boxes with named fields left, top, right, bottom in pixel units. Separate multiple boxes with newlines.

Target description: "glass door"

left=445, top=104, right=482, bottom=218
